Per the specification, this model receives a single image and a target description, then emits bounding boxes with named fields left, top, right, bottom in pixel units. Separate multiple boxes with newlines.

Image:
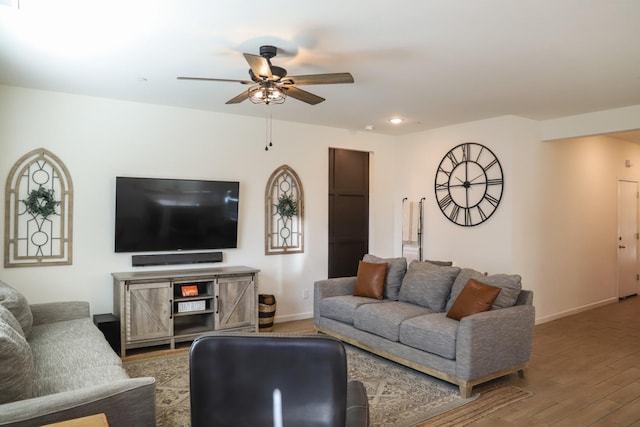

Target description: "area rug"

left=415, top=381, right=532, bottom=426
left=123, top=346, right=531, bottom=426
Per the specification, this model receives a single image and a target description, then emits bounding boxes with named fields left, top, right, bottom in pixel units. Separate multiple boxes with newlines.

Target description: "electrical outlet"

left=303, top=289, right=310, bottom=300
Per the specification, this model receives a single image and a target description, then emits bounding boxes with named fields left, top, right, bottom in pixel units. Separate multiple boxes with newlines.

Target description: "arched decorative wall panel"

left=265, top=165, right=304, bottom=255
left=4, top=148, right=74, bottom=267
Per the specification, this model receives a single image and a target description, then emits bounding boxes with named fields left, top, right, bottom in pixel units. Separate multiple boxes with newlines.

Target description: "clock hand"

left=468, top=172, right=486, bottom=183
left=449, top=179, right=488, bottom=191
left=465, top=162, right=470, bottom=208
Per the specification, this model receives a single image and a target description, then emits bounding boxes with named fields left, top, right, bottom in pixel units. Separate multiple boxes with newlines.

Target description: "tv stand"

left=112, top=266, right=259, bottom=356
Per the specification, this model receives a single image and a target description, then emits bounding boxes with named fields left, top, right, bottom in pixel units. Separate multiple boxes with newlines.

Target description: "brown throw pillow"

left=353, top=260, right=388, bottom=300
left=446, top=278, right=501, bottom=320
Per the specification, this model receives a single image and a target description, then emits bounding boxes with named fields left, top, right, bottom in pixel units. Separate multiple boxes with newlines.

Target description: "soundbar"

left=132, top=252, right=223, bottom=267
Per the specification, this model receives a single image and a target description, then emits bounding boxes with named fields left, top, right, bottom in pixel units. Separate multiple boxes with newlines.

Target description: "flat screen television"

left=115, top=177, right=239, bottom=253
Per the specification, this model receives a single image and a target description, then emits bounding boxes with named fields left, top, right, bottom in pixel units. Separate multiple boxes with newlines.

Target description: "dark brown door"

left=328, top=148, right=369, bottom=278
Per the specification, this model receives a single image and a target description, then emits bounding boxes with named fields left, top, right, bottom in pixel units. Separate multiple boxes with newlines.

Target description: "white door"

left=617, top=180, right=639, bottom=298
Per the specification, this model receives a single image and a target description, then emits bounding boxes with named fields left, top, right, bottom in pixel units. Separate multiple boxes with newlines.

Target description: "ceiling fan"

left=177, top=45, right=354, bottom=106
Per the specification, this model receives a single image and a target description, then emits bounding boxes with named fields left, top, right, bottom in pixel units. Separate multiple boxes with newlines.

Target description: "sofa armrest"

left=455, top=304, right=535, bottom=381
left=315, top=277, right=357, bottom=298
left=0, top=377, right=156, bottom=427
left=313, top=277, right=357, bottom=324
left=515, top=289, right=533, bottom=306
left=30, top=302, right=90, bottom=326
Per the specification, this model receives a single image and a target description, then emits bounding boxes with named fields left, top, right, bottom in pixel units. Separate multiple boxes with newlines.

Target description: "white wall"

left=523, top=134, right=640, bottom=322
left=396, top=116, right=517, bottom=273
left=398, top=114, right=640, bottom=323
left=2, top=84, right=640, bottom=325
left=0, top=85, right=397, bottom=321
left=540, top=105, right=640, bottom=141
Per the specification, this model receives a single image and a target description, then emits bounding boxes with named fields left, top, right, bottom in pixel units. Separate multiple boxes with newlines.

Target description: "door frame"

left=328, top=147, right=370, bottom=278
left=617, top=178, right=639, bottom=299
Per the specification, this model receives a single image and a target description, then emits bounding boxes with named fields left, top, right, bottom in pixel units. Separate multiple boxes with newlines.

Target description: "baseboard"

left=535, top=297, right=618, bottom=325
left=274, top=312, right=312, bottom=324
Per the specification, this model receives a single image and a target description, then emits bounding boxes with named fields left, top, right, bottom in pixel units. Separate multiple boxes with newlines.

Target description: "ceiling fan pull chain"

left=264, top=107, right=269, bottom=150
left=269, top=108, right=273, bottom=149
left=265, top=107, right=274, bottom=151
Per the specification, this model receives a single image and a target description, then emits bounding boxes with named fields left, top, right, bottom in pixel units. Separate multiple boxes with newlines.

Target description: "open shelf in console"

left=173, top=312, right=214, bottom=335
left=174, top=280, right=213, bottom=299
left=173, top=279, right=215, bottom=316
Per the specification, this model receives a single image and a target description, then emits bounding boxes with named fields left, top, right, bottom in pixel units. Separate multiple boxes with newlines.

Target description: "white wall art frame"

left=4, top=148, right=74, bottom=267
left=265, top=164, right=304, bottom=255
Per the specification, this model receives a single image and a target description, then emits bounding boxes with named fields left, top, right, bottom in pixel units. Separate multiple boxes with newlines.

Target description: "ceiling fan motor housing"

left=259, top=45, right=278, bottom=59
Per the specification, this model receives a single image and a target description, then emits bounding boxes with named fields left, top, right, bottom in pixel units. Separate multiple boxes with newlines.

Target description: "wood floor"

left=276, top=297, right=640, bottom=426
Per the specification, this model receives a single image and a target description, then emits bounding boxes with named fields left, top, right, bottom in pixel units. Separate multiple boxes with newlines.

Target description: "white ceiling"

left=1, top=0, right=639, bottom=137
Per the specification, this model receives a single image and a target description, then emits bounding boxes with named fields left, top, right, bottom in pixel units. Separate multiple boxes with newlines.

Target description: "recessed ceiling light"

left=364, top=124, right=374, bottom=131
left=389, top=117, right=403, bottom=125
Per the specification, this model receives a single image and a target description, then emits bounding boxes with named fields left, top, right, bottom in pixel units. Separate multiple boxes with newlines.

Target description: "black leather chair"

left=189, top=333, right=369, bottom=427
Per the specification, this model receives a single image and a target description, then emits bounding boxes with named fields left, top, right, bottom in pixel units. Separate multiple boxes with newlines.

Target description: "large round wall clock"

left=434, top=142, right=504, bottom=227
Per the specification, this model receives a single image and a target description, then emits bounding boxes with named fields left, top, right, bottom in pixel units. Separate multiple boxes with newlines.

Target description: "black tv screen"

left=115, top=177, right=239, bottom=253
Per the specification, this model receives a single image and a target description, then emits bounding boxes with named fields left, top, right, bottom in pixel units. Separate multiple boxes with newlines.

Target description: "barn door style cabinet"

left=112, top=266, right=259, bottom=356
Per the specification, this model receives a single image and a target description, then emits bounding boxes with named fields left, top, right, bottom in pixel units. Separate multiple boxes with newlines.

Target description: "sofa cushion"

left=446, top=279, right=501, bottom=320
left=33, top=365, right=130, bottom=397
left=353, top=301, right=433, bottom=341
left=29, top=318, right=122, bottom=378
left=362, top=254, right=408, bottom=300
left=398, top=261, right=461, bottom=312
left=354, top=260, right=387, bottom=300
left=446, top=268, right=522, bottom=312
left=319, top=295, right=383, bottom=325
left=0, top=280, right=33, bottom=338
left=399, top=313, right=460, bottom=360
left=0, top=305, right=34, bottom=404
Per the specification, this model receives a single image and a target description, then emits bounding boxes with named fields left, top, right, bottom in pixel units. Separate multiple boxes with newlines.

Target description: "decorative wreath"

left=22, top=187, right=60, bottom=219
left=275, top=193, right=298, bottom=218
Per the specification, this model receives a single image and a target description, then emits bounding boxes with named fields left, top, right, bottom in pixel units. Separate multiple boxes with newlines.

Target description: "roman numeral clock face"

left=434, top=143, right=504, bottom=226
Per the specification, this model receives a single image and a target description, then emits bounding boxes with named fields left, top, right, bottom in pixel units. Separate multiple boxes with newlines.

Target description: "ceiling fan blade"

left=225, top=91, right=250, bottom=104
left=177, top=76, right=254, bottom=85
left=243, top=53, right=272, bottom=80
left=283, top=73, right=354, bottom=86
left=283, top=86, right=325, bottom=105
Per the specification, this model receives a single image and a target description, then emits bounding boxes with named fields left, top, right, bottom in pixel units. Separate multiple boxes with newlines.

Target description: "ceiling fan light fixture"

left=249, top=85, right=286, bottom=105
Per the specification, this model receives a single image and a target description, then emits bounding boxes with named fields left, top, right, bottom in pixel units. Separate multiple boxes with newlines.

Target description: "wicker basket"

left=258, top=294, right=277, bottom=332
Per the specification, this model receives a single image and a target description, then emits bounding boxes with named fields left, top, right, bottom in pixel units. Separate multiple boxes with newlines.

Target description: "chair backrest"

left=190, top=334, right=348, bottom=427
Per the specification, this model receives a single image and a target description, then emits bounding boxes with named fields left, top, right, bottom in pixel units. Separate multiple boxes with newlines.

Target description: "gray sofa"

left=314, top=256, right=535, bottom=397
left=0, top=281, right=156, bottom=426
